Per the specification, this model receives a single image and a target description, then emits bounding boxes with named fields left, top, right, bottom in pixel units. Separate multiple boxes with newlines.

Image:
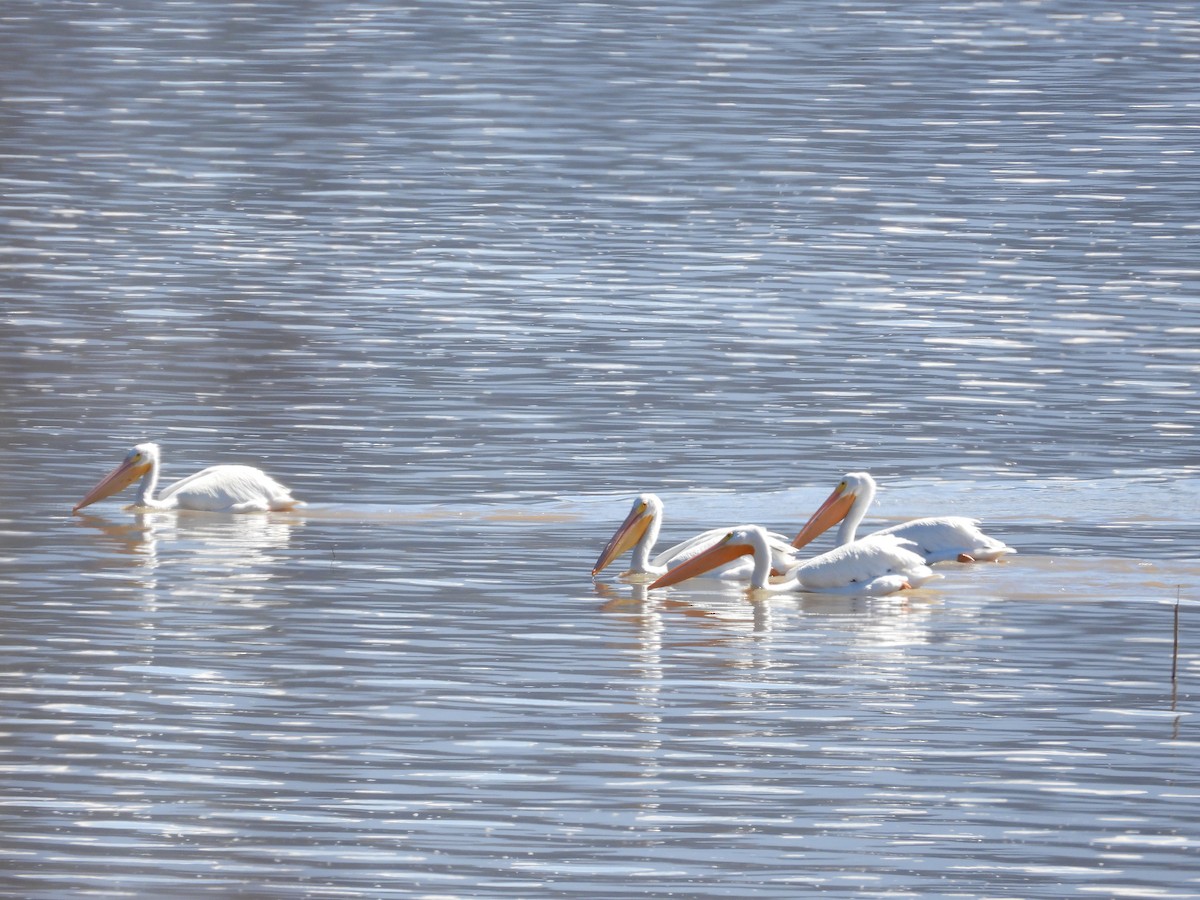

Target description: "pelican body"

left=73, top=442, right=302, bottom=514
left=791, top=472, right=1014, bottom=564
left=649, top=525, right=940, bottom=597
left=591, top=493, right=795, bottom=582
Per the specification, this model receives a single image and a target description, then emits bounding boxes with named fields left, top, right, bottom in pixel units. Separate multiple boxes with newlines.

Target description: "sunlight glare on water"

left=2, top=1, right=1199, bottom=898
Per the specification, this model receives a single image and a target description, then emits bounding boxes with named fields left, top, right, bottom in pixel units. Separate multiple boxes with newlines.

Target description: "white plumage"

left=73, top=442, right=302, bottom=514
left=649, top=524, right=940, bottom=597
left=591, top=493, right=795, bottom=582
left=791, top=472, right=1014, bottom=564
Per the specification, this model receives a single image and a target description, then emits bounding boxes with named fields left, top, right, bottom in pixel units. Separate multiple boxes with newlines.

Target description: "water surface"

left=2, top=1, right=1199, bottom=897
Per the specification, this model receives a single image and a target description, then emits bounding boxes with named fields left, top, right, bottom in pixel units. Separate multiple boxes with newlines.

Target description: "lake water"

left=2, top=1, right=1199, bottom=897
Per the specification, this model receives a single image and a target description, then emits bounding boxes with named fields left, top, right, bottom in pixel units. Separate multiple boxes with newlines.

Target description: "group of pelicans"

left=592, top=473, right=1015, bottom=597
left=70, top=442, right=1014, bottom=598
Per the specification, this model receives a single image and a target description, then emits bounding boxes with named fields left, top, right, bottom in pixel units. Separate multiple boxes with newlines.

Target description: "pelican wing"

left=792, top=534, right=932, bottom=592
left=873, top=516, right=1015, bottom=563
left=159, top=465, right=300, bottom=512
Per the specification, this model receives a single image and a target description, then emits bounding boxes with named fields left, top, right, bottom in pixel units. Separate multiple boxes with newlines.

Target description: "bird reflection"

left=72, top=511, right=162, bottom=557
left=596, top=576, right=936, bottom=657
left=794, top=591, right=936, bottom=653
left=73, top=510, right=298, bottom=605
left=594, top=579, right=773, bottom=632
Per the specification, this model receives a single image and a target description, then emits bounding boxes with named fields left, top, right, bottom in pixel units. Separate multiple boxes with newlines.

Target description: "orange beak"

left=647, top=535, right=750, bottom=590
left=791, top=485, right=856, bottom=550
left=592, top=501, right=653, bottom=575
left=73, top=457, right=152, bottom=513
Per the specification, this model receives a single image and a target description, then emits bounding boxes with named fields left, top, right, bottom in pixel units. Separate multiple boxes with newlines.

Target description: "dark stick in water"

left=1172, top=587, right=1180, bottom=688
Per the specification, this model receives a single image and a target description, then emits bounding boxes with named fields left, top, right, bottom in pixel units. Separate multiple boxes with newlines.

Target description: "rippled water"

left=2, top=1, right=1199, bottom=897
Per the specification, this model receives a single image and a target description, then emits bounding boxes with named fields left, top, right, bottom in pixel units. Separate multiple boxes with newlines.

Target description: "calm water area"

left=2, top=1, right=1199, bottom=897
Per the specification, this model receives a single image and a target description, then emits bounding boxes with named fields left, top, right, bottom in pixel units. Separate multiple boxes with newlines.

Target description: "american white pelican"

left=649, top=525, right=940, bottom=597
left=73, top=442, right=303, bottom=514
left=791, top=472, right=1014, bottom=564
left=592, top=493, right=795, bottom=582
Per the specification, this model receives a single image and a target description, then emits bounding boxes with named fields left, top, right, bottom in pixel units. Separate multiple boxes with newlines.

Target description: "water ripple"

left=4, top=1, right=1200, bottom=897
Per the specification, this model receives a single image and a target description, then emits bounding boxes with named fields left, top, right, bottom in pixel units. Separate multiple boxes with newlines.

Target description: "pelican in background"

left=649, top=525, right=940, bottom=597
left=73, top=442, right=303, bottom=514
left=592, top=493, right=795, bottom=582
left=790, top=472, right=1014, bottom=564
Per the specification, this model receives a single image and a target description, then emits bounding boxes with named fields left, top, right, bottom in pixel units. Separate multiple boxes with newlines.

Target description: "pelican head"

left=648, top=526, right=761, bottom=590
left=592, top=493, right=663, bottom=576
left=73, top=442, right=160, bottom=513
left=790, top=471, right=876, bottom=550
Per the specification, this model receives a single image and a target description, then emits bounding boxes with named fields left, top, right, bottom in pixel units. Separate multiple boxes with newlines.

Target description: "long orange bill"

left=790, top=487, right=855, bottom=550
left=647, top=536, right=750, bottom=590
left=73, top=458, right=151, bottom=513
left=592, top=502, right=652, bottom=575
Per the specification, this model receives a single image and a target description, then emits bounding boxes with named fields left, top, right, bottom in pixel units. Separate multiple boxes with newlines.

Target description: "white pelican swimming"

left=790, top=472, right=1014, bottom=564
left=73, top=442, right=303, bottom=514
left=649, top=524, right=940, bottom=597
left=591, top=493, right=795, bottom=582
